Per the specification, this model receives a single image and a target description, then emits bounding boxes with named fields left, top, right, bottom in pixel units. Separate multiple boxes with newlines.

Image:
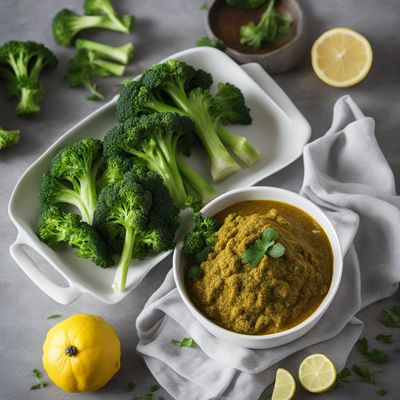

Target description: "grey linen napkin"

left=136, top=95, right=400, bottom=400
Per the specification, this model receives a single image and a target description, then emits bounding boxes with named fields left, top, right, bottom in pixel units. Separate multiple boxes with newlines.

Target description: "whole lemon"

left=42, top=314, right=121, bottom=392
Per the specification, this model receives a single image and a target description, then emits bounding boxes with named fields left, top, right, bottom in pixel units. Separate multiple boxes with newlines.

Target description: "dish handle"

left=10, top=239, right=83, bottom=305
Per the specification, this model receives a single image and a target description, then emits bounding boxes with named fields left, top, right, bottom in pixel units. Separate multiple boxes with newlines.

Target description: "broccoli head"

left=93, top=169, right=179, bottom=292
left=0, top=125, right=20, bottom=150
left=46, top=138, right=103, bottom=224
left=38, top=205, right=112, bottom=268
left=0, top=41, right=57, bottom=116
left=96, top=154, right=132, bottom=193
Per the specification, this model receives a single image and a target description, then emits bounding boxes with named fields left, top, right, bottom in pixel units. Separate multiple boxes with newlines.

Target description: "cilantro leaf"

left=150, top=385, right=160, bottom=392
left=171, top=337, right=196, bottom=348
left=47, top=314, right=61, bottom=319
left=32, top=369, right=41, bottom=379
left=30, top=369, right=47, bottom=390
left=268, top=242, right=285, bottom=259
left=262, top=227, right=278, bottom=243
left=352, top=364, right=376, bottom=384
left=382, top=305, right=400, bottom=327
left=31, top=382, right=47, bottom=390
left=336, top=367, right=353, bottom=384
left=357, top=338, right=389, bottom=364
left=375, top=334, right=394, bottom=344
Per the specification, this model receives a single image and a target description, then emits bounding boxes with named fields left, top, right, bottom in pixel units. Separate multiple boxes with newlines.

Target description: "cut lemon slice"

left=298, top=353, right=337, bottom=393
left=311, top=27, right=373, bottom=87
left=271, top=368, right=296, bottom=400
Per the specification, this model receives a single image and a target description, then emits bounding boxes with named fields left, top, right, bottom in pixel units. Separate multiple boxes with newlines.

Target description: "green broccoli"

left=103, top=112, right=216, bottom=208
left=196, top=37, right=226, bottom=50
left=225, top=0, right=266, bottom=9
left=52, top=9, right=133, bottom=47
left=240, top=0, right=292, bottom=49
left=0, top=125, right=20, bottom=150
left=96, top=154, right=132, bottom=193
left=38, top=205, right=112, bottom=268
left=84, top=0, right=133, bottom=34
left=0, top=41, right=57, bottom=116
left=139, top=60, right=259, bottom=180
left=76, top=39, right=134, bottom=65
left=41, top=138, right=103, bottom=224
left=65, top=48, right=126, bottom=100
left=93, top=169, right=179, bottom=292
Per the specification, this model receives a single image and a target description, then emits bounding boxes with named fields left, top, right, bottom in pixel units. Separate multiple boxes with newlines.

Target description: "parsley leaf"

left=243, top=228, right=285, bottom=267
left=30, top=369, right=47, bottom=390
left=31, top=382, right=46, bottom=390
left=150, top=384, right=160, bottom=392
left=352, top=364, right=376, bottom=384
left=378, top=388, right=387, bottom=396
left=32, top=369, right=41, bottom=379
left=127, top=382, right=135, bottom=391
left=382, top=305, right=400, bottom=327
left=336, top=367, right=353, bottom=384
left=171, top=337, right=196, bottom=348
left=47, top=314, right=61, bottom=319
left=357, top=338, right=389, bottom=364
left=375, top=334, right=394, bottom=344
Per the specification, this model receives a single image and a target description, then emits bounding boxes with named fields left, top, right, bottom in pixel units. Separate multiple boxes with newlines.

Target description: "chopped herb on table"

left=357, top=338, right=389, bottom=364
left=382, top=304, right=400, bottom=327
left=336, top=367, right=353, bottom=385
left=243, top=227, right=285, bottom=267
left=351, top=364, right=376, bottom=384
left=196, top=37, right=226, bottom=50
left=378, top=388, right=387, bottom=396
left=30, top=369, right=47, bottom=390
left=375, top=334, right=394, bottom=344
left=47, top=314, right=61, bottom=320
left=171, top=337, right=196, bottom=348
left=199, top=2, right=209, bottom=10
left=240, top=0, right=292, bottom=50
left=127, top=382, right=136, bottom=391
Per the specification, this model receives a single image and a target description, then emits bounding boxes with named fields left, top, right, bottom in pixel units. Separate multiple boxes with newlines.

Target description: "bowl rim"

left=206, top=0, right=305, bottom=59
left=173, top=186, right=343, bottom=342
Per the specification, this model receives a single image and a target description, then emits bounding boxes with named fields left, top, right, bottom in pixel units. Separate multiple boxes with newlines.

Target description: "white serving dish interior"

left=173, top=187, right=343, bottom=349
left=8, top=47, right=311, bottom=304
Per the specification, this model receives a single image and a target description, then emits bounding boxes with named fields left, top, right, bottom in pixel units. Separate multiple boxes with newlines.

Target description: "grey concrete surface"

left=0, top=0, right=399, bottom=399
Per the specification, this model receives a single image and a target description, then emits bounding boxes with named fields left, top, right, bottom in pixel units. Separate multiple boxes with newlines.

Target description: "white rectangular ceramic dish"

left=8, top=47, right=311, bottom=304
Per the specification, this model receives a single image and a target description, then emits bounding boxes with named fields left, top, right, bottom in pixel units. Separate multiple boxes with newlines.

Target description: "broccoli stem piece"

left=69, top=14, right=130, bottom=33
left=165, top=86, right=240, bottom=181
left=177, top=157, right=216, bottom=204
left=93, top=58, right=125, bottom=77
left=76, top=39, right=134, bottom=65
left=17, top=87, right=41, bottom=116
left=217, top=126, right=260, bottom=166
left=0, top=126, right=20, bottom=150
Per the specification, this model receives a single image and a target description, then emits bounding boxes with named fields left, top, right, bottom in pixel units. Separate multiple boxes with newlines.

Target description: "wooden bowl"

left=206, top=0, right=306, bottom=73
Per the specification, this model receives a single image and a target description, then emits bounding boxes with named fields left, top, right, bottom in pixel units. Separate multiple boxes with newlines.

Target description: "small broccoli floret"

left=93, top=170, right=179, bottom=292
left=52, top=9, right=132, bottom=47
left=196, top=36, right=226, bottom=50
left=0, top=41, right=57, bottom=116
left=183, top=212, right=220, bottom=259
left=76, top=39, right=134, bottom=65
left=226, top=0, right=266, bottom=9
left=104, top=112, right=215, bottom=208
left=83, top=0, right=134, bottom=34
left=38, top=205, right=112, bottom=268
left=0, top=125, right=20, bottom=150
left=46, top=138, right=103, bottom=224
left=96, top=154, right=132, bottom=192
left=66, top=48, right=126, bottom=100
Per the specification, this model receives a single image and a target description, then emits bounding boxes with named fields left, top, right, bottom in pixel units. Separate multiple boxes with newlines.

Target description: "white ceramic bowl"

left=173, top=186, right=343, bottom=349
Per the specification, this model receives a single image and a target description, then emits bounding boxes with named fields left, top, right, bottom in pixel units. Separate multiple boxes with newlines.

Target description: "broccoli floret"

left=38, top=205, right=112, bottom=268
left=0, top=125, right=20, bottom=150
left=104, top=112, right=216, bottom=208
left=226, top=0, right=266, bottom=9
left=93, top=171, right=179, bottom=292
left=0, top=41, right=57, bottom=116
left=76, top=39, right=134, bottom=65
left=44, top=138, right=103, bottom=224
left=240, top=0, right=292, bottom=49
left=66, top=48, right=126, bottom=100
left=183, top=212, right=220, bottom=258
left=83, top=0, right=133, bottom=34
left=52, top=9, right=132, bottom=47
left=96, top=154, right=132, bottom=192
left=196, top=36, right=226, bottom=50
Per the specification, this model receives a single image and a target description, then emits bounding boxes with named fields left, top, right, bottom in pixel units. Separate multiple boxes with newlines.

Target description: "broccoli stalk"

left=93, top=170, right=179, bottom=292
left=76, top=39, right=134, bottom=65
left=38, top=205, right=112, bottom=268
left=0, top=41, right=57, bottom=116
left=53, top=9, right=133, bottom=47
left=84, top=0, right=133, bottom=34
left=0, top=125, right=20, bottom=150
left=42, top=138, right=103, bottom=224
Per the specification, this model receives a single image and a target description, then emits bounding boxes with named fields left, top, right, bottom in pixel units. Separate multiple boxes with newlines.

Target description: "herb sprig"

left=382, top=305, right=400, bottom=327
left=357, top=338, right=389, bottom=364
left=171, top=337, right=196, bottom=348
left=243, top=227, right=285, bottom=267
left=47, top=314, right=61, bottom=319
left=375, top=334, right=394, bottom=344
left=30, top=369, right=47, bottom=390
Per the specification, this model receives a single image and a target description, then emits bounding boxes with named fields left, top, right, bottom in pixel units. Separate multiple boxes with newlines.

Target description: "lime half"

left=271, top=368, right=296, bottom=400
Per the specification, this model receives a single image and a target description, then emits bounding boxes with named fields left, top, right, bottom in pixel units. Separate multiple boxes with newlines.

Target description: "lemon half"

left=271, top=368, right=296, bottom=400
left=311, top=27, right=373, bottom=87
left=298, top=353, right=337, bottom=393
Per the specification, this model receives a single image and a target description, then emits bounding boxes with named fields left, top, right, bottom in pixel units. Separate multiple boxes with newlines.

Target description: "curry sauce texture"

left=186, top=200, right=333, bottom=335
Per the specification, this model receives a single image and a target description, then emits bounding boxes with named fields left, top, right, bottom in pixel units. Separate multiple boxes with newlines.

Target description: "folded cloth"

left=136, top=95, right=400, bottom=400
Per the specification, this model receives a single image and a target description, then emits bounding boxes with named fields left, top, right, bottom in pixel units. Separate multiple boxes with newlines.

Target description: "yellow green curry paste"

left=185, top=200, right=333, bottom=335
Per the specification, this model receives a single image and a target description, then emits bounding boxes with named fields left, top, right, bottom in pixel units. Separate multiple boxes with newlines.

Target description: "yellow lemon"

left=271, top=368, right=296, bottom=400
left=42, top=314, right=121, bottom=392
left=311, top=27, right=373, bottom=87
left=298, top=353, right=337, bottom=393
